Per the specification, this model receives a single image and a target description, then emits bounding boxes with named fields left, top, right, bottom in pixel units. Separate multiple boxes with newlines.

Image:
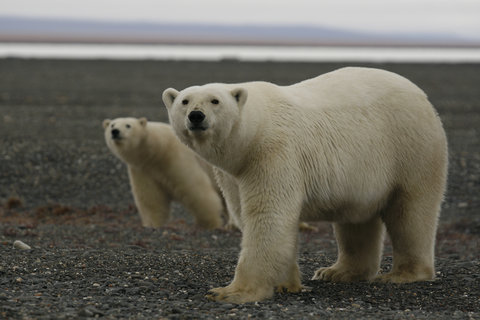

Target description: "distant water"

left=0, top=43, right=479, bottom=63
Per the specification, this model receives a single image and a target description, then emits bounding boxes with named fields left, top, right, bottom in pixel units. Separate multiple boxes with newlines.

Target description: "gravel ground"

left=0, top=59, right=479, bottom=319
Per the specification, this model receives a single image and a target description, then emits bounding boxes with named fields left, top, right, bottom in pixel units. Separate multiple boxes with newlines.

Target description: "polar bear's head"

left=102, top=117, right=148, bottom=158
left=162, top=84, right=247, bottom=149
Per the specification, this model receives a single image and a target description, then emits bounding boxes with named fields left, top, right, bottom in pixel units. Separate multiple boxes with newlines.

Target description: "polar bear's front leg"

left=207, top=190, right=303, bottom=303
left=128, top=167, right=171, bottom=228
left=276, top=240, right=303, bottom=294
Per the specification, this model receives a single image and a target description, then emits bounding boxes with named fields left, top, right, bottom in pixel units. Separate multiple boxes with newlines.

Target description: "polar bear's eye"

left=211, top=99, right=219, bottom=105
left=182, top=99, right=189, bottom=105
left=126, top=124, right=131, bottom=129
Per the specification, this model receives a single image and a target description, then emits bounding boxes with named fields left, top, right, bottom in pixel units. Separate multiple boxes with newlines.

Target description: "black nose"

left=111, top=129, right=120, bottom=137
left=188, top=111, right=205, bottom=124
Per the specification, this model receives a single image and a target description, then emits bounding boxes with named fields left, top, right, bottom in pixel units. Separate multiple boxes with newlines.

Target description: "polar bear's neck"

left=125, top=127, right=167, bottom=168
left=205, top=101, right=264, bottom=177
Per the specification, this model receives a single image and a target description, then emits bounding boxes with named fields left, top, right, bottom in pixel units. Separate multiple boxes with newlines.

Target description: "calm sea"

left=0, top=43, right=479, bottom=63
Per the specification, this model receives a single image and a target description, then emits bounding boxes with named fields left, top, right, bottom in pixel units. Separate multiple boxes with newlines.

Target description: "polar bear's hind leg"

left=312, top=216, right=385, bottom=282
left=376, top=188, right=442, bottom=283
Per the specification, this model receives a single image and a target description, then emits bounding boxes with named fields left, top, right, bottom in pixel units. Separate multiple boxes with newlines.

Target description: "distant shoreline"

left=1, top=42, right=480, bottom=63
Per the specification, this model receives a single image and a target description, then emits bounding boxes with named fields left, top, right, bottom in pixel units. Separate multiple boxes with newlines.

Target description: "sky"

left=1, top=0, right=480, bottom=40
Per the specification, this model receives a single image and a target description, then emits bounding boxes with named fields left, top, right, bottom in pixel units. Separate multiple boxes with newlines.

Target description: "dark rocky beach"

left=0, top=58, right=479, bottom=319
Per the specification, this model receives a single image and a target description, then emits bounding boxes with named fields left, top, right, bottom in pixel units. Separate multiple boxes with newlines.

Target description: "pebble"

left=13, top=240, right=31, bottom=250
left=457, top=202, right=469, bottom=208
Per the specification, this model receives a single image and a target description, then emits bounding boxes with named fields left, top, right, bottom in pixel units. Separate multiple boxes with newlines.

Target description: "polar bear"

left=162, top=67, right=448, bottom=303
left=103, top=117, right=223, bottom=229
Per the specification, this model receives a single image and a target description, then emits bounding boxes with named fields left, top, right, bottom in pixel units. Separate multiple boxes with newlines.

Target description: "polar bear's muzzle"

left=111, top=129, right=122, bottom=140
left=187, top=110, right=209, bottom=131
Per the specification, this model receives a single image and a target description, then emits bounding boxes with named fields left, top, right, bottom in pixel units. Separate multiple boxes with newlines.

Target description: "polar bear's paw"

left=196, top=217, right=222, bottom=230
left=275, top=282, right=303, bottom=294
left=298, top=222, right=318, bottom=232
left=276, top=283, right=311, bottom=294
left=312, top=266, right=371, bottom=282
left=222, top=222, right=240, bottom=232
left=206, top=284, right=273, bottom=303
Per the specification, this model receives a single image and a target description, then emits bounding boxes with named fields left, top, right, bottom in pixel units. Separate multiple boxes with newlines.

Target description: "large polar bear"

left=103, top=117, right=223, bottom=229
left=162, top=67, right=448, bottom=303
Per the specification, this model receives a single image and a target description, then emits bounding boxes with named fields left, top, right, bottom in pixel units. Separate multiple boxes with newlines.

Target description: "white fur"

left=163, top=67, right=448, bottom=303
left=103, top=117, right=223, bottom=229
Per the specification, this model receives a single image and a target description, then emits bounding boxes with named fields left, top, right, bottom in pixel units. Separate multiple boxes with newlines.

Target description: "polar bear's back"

left=242, top=67, right=442, bottom=145
left=291, top=67, right=443, bottom=149
left=288, top=67, right=427, bottom=109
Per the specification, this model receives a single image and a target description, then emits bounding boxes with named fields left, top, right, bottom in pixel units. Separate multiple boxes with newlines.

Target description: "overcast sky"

left=2, top=0, right=480, bottom=40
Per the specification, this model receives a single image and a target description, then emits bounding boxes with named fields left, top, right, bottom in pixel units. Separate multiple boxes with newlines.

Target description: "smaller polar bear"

left=163, top=67, right=448, bottom=303
left=103, top=117, right=223, bottom=229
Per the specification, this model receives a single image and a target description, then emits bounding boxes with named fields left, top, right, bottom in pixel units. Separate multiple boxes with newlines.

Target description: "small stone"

left=457, top=202, right=468, bottom=208
left=13, top=240, right=31, bottom=250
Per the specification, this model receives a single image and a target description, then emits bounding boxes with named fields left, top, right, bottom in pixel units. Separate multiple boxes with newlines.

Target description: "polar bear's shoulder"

left=145, top=121, right=171, bottom=130
left=144, top=121, right=176, bottom=137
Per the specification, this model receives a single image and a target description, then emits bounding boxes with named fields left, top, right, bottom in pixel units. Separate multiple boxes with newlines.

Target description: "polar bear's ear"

left=162, top=88, right=179, bottom=109
left=231, top=88, right=248, bottom=108
left=103, top=119, right=111, bottom=129
left=139, top=117, right=147, bottom=127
